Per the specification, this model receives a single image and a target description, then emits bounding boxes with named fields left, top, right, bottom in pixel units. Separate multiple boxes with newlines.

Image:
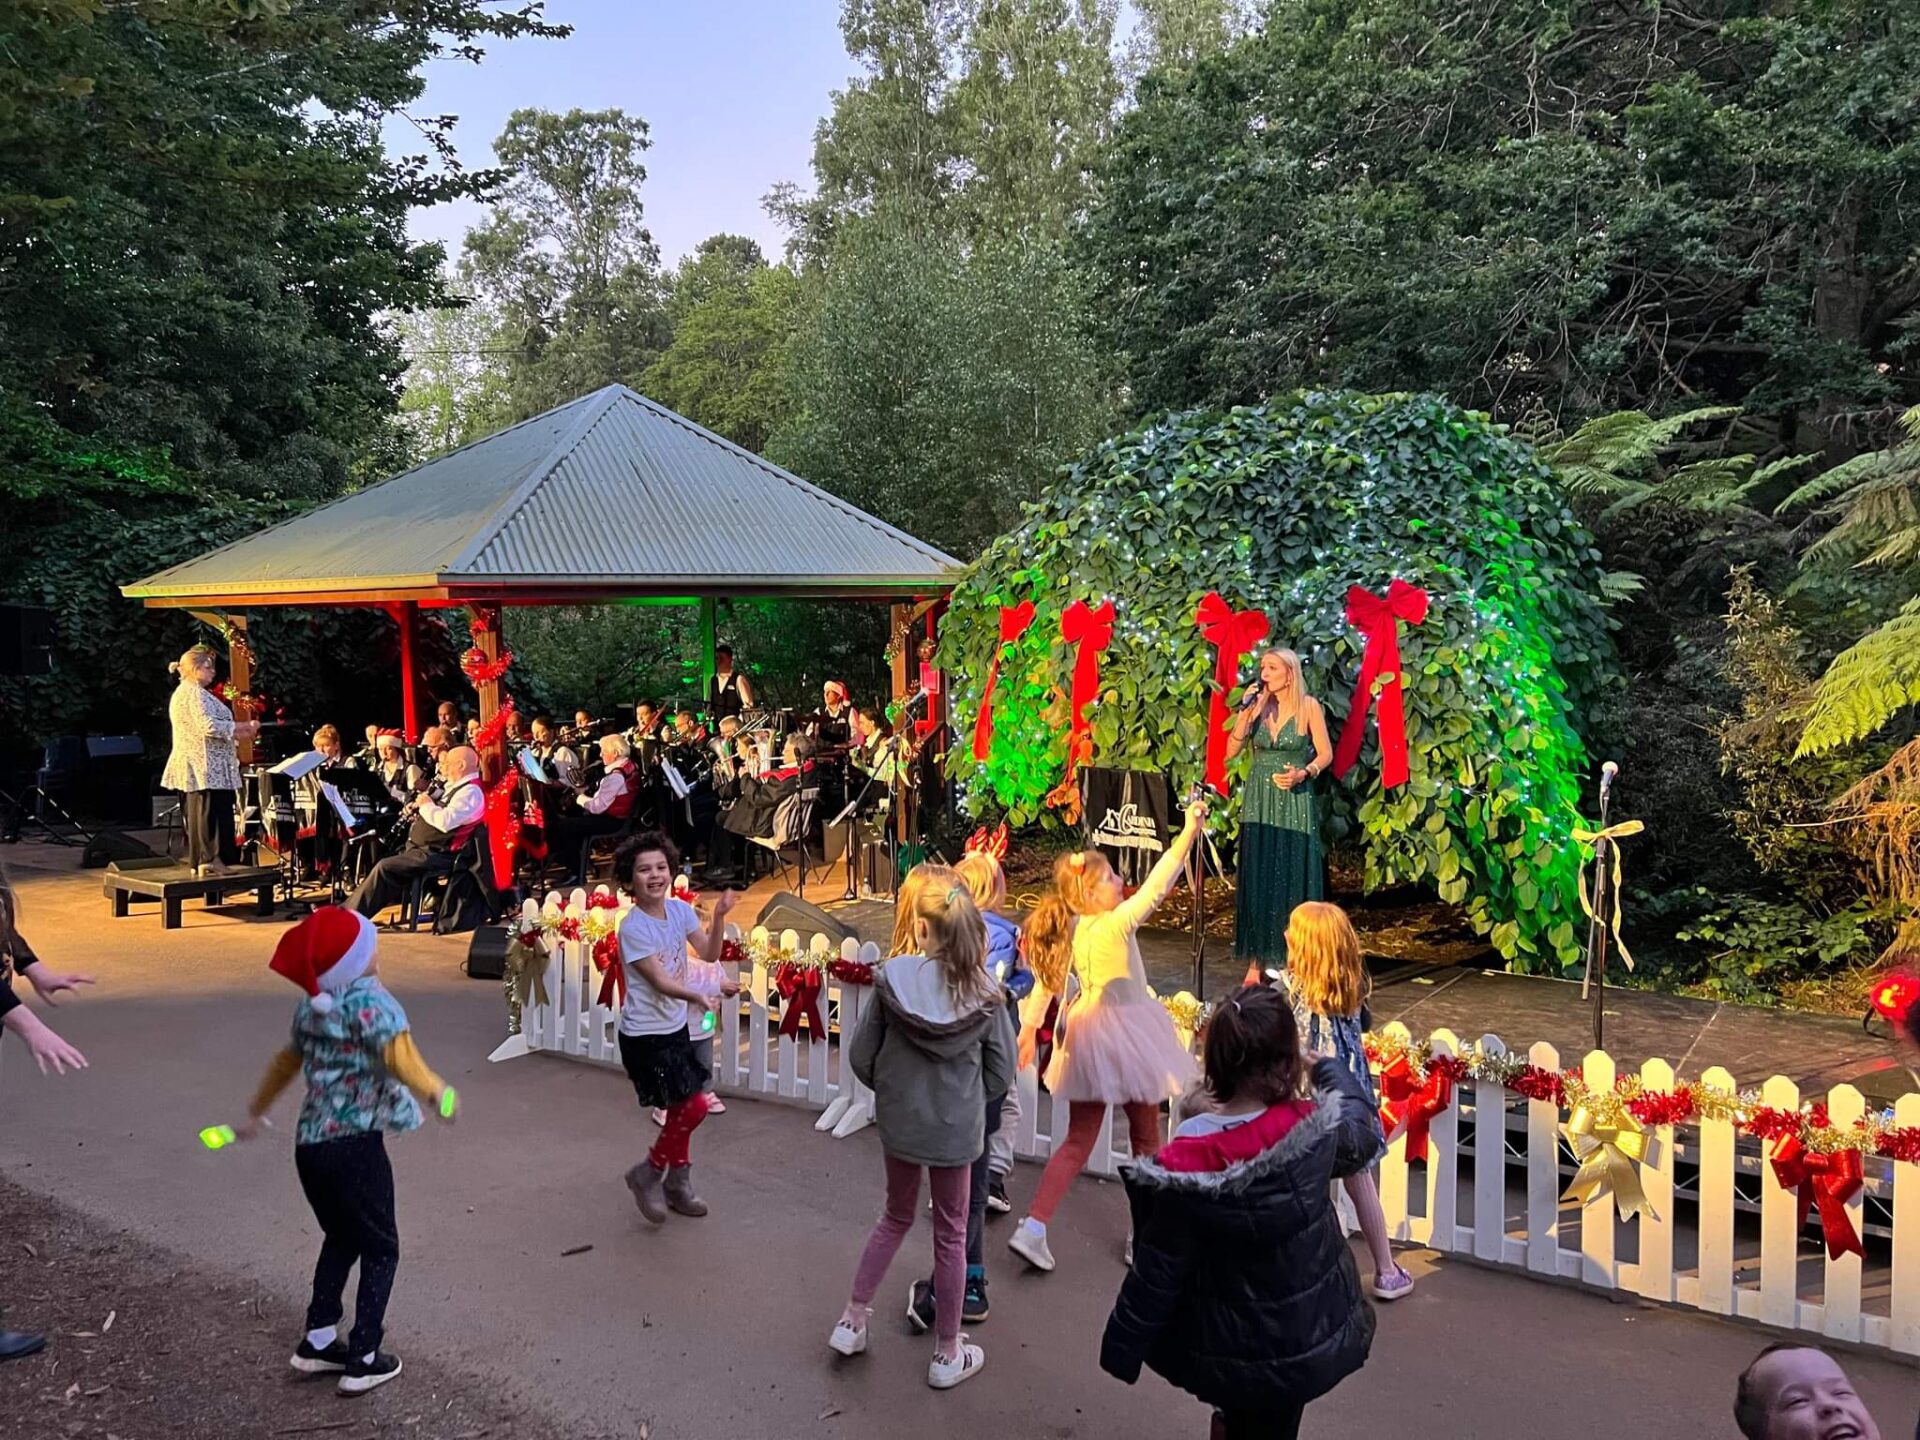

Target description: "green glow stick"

left=199, top=1125, right=236, bottom=1151
left=701, top=1009, right=716, bottom=1035
left=439, top=1086, right=458, bottom=1119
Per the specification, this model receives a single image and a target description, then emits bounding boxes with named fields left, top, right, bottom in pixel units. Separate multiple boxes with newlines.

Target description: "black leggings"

left=182, top=788, right=238, bottom=870
left=295, top=1132, right=399, bottom=1357
left=1212, top=1405, right=1305, bottom=1440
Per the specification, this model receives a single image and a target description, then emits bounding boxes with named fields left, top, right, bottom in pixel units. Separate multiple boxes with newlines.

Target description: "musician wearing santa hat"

left=230, top=907, right=457, bottom=1397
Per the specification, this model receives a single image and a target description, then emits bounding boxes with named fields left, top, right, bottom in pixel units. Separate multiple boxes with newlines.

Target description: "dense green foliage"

left=945, top=391, right=1616, bottom=972
left=1082, top=0, right=1920, bottom=458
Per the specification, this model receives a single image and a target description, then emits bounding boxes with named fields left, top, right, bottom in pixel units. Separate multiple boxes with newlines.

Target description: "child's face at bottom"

left=630, top=850, right=673, bottom=902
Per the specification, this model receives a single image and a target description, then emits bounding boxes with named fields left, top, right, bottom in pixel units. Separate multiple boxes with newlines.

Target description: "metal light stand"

left=1187, top=786, right=1229, bottom=1002
left=1580, top=761, right=1620, bottom=1052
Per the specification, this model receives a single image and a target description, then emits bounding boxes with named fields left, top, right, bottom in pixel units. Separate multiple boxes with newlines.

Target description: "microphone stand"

left=837, top=757, right=885, bottom=902
left=1580, top=762, right=1619, bottom=1051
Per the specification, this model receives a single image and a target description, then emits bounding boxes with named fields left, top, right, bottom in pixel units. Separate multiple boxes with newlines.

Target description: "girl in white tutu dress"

left=1008, top=797, right=1207, bottom=1273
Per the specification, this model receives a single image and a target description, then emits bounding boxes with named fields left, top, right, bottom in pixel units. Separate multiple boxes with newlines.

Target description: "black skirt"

left=618, top=1027, right=709, bottom=1109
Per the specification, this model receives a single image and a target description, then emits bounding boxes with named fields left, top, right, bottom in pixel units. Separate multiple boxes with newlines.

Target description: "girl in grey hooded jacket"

left=829, top=874, right=1016, bottom=1391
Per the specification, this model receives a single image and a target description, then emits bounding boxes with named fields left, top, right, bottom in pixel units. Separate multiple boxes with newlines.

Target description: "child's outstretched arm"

left=234, top=1047, right=302, bottom=1139
left=1100, top=1191, right=1196, bottom=1384
left=1111, top=798, right=1207, bottom=932
left=384, top=1032, right=456, bottom=1119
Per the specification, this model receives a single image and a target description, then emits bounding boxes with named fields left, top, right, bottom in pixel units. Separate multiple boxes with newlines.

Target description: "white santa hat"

left=269, top=906, right=377, bottom=1014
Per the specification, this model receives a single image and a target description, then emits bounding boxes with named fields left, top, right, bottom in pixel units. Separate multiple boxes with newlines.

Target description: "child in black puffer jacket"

left=1100, top=983, right=1382, bottom=1440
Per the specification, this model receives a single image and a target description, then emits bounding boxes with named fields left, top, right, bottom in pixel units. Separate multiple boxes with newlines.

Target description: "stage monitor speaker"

left=465, top=924, right=511, bottom=980
left=82, top=830, right=155, bottom=869
left=756, top=892, right=855, bottom=945
left=0, top=604, right=53, bottom=676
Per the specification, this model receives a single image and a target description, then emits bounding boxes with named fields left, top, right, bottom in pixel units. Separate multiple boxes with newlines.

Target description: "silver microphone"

left=1599, top=760, right=1619, bottom=797
left=1239, top=684, right=1264, bottom=710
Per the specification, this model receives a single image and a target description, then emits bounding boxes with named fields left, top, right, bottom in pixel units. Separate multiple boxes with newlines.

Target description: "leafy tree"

left=642, top=245, right=802, bottom=453
left=769, top=204, right=1114, bottom=558
left=1083, top=0, right=1920, bottom=455
left=944, top=391, right=1617, bottom=972
left=461, top=107, right=671, bottom=423
left=396, top=298, right=511, bottom=457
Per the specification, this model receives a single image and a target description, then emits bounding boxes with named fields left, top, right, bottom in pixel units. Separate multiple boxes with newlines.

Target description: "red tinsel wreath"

left=827, top=957, right=875, bottom=986
left=461, top=646, right=514, bottom=685
left=1626, top=1085, right=1697, bottom=1128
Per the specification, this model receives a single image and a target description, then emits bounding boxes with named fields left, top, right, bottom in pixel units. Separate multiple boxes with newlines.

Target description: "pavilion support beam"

left=390, top=601, right=420, bottom=743
left=698, top=596, right=717, bottom=722
left=190, top=609, right=254, bottom=765
left=470, top=603, right=504, bottom=780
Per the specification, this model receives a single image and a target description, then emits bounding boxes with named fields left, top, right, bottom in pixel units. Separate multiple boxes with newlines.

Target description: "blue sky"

left=382, top=2, right=852, bottom=267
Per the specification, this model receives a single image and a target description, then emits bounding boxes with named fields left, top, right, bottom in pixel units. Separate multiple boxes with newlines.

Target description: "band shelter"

left=120, top=384, right=963, bottom=766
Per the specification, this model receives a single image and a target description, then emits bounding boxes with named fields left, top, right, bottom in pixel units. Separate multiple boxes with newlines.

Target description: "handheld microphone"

left=1599, top=760, right=1619, bottom=797
left=1239, top=684, right=1264, bottom=711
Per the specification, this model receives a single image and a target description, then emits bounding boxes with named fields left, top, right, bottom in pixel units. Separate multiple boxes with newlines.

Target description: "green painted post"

left=699, top=595, right=717, bottom=723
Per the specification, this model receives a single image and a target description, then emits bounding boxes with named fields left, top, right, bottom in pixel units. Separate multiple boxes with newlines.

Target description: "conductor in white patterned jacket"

left=160, top=644, right=257, bottom=876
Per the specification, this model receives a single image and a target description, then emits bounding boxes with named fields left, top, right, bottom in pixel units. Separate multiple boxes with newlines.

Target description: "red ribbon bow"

left=1060, top=599, right=1116, bottom=771
left=964, top=822, right=1009, bottom=861
left=972, top=601, right=1037, bottom=762
left=774, top=962, right=826, bottom=1038
left=592, top=931, right=625, bottom=1011
left=1377, top=1053, right=1453, bottom=1162
left=1195, top=592, right=1271, bottom=793
left=1332, top=580, right=1430, bottom=790
left=1770, top=1135, right=1865, bottom=1261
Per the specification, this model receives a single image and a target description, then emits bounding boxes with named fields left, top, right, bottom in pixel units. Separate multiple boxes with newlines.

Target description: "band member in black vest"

left=627, top=699, right=664, bottom=748
left=373, top=730, right=423, bottom=804
left=816, top=680, right=854, bottom=749
left=709, top=644, right=754, bottom=721
left=528, top=716, right=582, bottom=790
left=546, top=734, right=643, bottom=884
left=349, top=744, right=486, bottom=919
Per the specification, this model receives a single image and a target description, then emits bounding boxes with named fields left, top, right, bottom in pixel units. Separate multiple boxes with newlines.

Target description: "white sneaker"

left=828, top=1319, right=868, bottom=1357
left=1008, top=1221, right=1055, bottom=1273
left=928, top=1338, right=985, bottom=1390
left=650, top=1107, right=667, bottom=1127
left=706, top=1095, right=727, bottom=1115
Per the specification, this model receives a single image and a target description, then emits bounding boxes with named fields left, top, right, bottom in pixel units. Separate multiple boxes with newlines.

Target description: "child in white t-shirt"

left=612, top=831, right=740, bottom=1223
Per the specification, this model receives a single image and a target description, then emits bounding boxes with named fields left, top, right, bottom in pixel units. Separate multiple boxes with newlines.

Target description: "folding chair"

left=750, top=785, right=819, bottom=897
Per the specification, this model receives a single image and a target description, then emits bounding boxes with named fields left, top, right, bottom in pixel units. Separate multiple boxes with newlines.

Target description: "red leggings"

left=648, top=1091, right=710, bottom=1170
left=1028, top=1100, right=1163, bottom=1224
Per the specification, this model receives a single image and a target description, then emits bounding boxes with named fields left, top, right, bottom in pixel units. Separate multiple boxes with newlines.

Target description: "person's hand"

left=235, top=721, right=260, bottom=739
left=713, top=888, right=739, bottom=921
left=21, top=1017, right=86, bottom=1076
left=26, top=967, right=95, bottom=1006
left=233, top=1115, right=270, bottom=1143
left=1017, top=1026, right=1039, bottom=1071
left=1185, top=797, right=1209, bottom=829
left=719, top=974, right=743, bottom=998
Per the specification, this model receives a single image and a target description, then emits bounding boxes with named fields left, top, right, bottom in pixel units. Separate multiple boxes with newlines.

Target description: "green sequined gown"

left=1234, top=716, right=1325, bottom=970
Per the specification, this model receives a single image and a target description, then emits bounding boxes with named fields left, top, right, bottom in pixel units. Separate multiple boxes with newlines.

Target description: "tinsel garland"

left=725, top=936, right=874, bottom=987
left=473, top=699, right=517, bottom=751
left=461, top=646, right=514, bottom=685
left=1360, top=1032, right=1920, bottom=1165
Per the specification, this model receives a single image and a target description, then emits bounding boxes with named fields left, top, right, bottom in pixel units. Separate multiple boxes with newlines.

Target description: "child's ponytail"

left=916, top=881, right=995, bottom=1008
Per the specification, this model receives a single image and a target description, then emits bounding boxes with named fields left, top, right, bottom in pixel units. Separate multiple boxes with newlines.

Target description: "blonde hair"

left=890, top=863, right=955, bottom=957
left=313, top=724, right=341, bottom=750
left=911, top=880, right=997, bottom=1008
left=1260, top=647, right=1312, bottom=732
left=1286, top=901, right=1367, bottom=1019
left=953, top=852, right=1006, bottom=914
left=1023, top=849, right=1114, bottom=995
left=168, top=645, right=215, bottom=678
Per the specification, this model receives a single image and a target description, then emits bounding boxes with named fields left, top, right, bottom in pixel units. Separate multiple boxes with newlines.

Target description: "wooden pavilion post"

left=226, top=615, right=254, bottom=767
left=389, top=601, right=420, bottom=743
left=469, top=603, right=504, bottom=779
left=698, top=596, right=717, bottom=722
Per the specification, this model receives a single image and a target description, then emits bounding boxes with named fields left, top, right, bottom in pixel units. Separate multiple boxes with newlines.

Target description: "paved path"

left=1, top=853, right=1915, bottom=1438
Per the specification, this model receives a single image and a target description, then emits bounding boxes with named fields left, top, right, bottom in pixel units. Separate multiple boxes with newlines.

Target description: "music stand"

left=832, top=759, right=889, bottom=902
left=256, top=770, right=311, bottom=915
left=322, top=767, right=396, bottom=902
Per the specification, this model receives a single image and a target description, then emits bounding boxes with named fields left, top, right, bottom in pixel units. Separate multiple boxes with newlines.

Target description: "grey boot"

left=625, top=1162, right=667, bottom=1224
left=663, top=1164, right=708, bottom=1217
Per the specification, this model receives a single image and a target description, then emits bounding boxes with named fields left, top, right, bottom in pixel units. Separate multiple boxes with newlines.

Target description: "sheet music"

left=518, top=749, right=551, bottom=784
left=269, top=749, right=325, bottom=780
left=662, top=760, right=691, bottom=799
left=318, top=782, right=357, bottom=831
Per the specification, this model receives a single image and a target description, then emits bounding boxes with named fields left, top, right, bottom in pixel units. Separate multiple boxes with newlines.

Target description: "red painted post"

left=394, top=601, right=419, bottom=743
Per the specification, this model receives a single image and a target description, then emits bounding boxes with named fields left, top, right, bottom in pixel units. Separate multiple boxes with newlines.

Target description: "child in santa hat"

left=232, top=906, right=456, bottom=1397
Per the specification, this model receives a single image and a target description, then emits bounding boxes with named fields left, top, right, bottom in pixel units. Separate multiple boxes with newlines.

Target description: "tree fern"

left=1799, top=599, right=1920, bottom=755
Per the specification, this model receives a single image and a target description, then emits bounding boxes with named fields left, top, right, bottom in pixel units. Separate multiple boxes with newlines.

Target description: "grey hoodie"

left=848, top=953, right=1017, bottom=1169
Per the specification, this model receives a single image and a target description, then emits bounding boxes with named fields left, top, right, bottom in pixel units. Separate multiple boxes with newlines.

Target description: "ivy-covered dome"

left=942, top=391, right=1617, bottom=972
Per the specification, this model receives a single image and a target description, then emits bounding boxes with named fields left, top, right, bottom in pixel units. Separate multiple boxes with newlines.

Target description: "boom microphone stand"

left=1580, top=760, right=1620, bottom=1051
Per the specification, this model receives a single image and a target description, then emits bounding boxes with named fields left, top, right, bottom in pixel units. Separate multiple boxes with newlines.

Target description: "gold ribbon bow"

left=1561, top=1105, right=1657, bottom=1221
left=504, top=933, right=552, bottom=1035
left=1572, top=819, right=1644, bottom=972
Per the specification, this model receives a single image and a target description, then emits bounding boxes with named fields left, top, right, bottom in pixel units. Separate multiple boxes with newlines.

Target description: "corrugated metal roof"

left=123, top=386, right=960, bottom=602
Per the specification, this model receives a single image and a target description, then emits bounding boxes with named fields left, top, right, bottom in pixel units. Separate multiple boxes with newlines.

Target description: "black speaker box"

left=755, top=891, right=855, bottom=944
left=82, top=830, right=155, bottom=869
left=465, top=924, right=512, bottom=980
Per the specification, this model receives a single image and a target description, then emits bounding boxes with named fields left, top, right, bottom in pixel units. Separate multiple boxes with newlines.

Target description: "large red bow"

left=592, top=931, right=626, bottom=1011
left=1331, top=580, right=1430, bottom=790
left=774, top=962, right=826, bottom=1038
left=1770, top=1135, right=1865, bottom=1261
left=1195, top=592, right=1270, bottom=793
left=972, top=601, right=1037, bottom=762
left=1061, top=599, right=1115, bottom=771
left=1378, top=1053, right=1453, bottom=1162
left=964, top=822, right=1009, bottom=861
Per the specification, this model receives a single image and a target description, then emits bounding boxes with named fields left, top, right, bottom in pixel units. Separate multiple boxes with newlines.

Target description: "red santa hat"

left=824, top=679, right=848, bottom=702
left=269, top=906, right=377, bottom=1014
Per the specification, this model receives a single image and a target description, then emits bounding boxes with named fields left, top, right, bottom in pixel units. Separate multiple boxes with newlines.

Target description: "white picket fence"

left=494, top=889, right=1920, bottom=1355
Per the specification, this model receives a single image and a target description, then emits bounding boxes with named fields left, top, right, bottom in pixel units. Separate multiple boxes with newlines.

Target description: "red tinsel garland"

left=461, top=646, right=514, bottom=685
left=473, top=700, right=515, bottom=752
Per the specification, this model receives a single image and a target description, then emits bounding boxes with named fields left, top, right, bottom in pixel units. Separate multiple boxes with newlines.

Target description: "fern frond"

left=1598, top=570, right=1646, bottom=603
left=1543, top=406, right=1739, bottom=477
left=1860, top=527, right=1920, bottom=570
left=1798, top=599, right=1920, bottom=754
left=1750, top=453, right=1818, bottom=488
left=1775, top=450, right=1890, bottom=515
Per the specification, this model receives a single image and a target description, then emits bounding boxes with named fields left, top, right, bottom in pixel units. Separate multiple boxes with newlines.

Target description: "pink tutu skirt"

left=1046, top=990, right=1197, bottom=1105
